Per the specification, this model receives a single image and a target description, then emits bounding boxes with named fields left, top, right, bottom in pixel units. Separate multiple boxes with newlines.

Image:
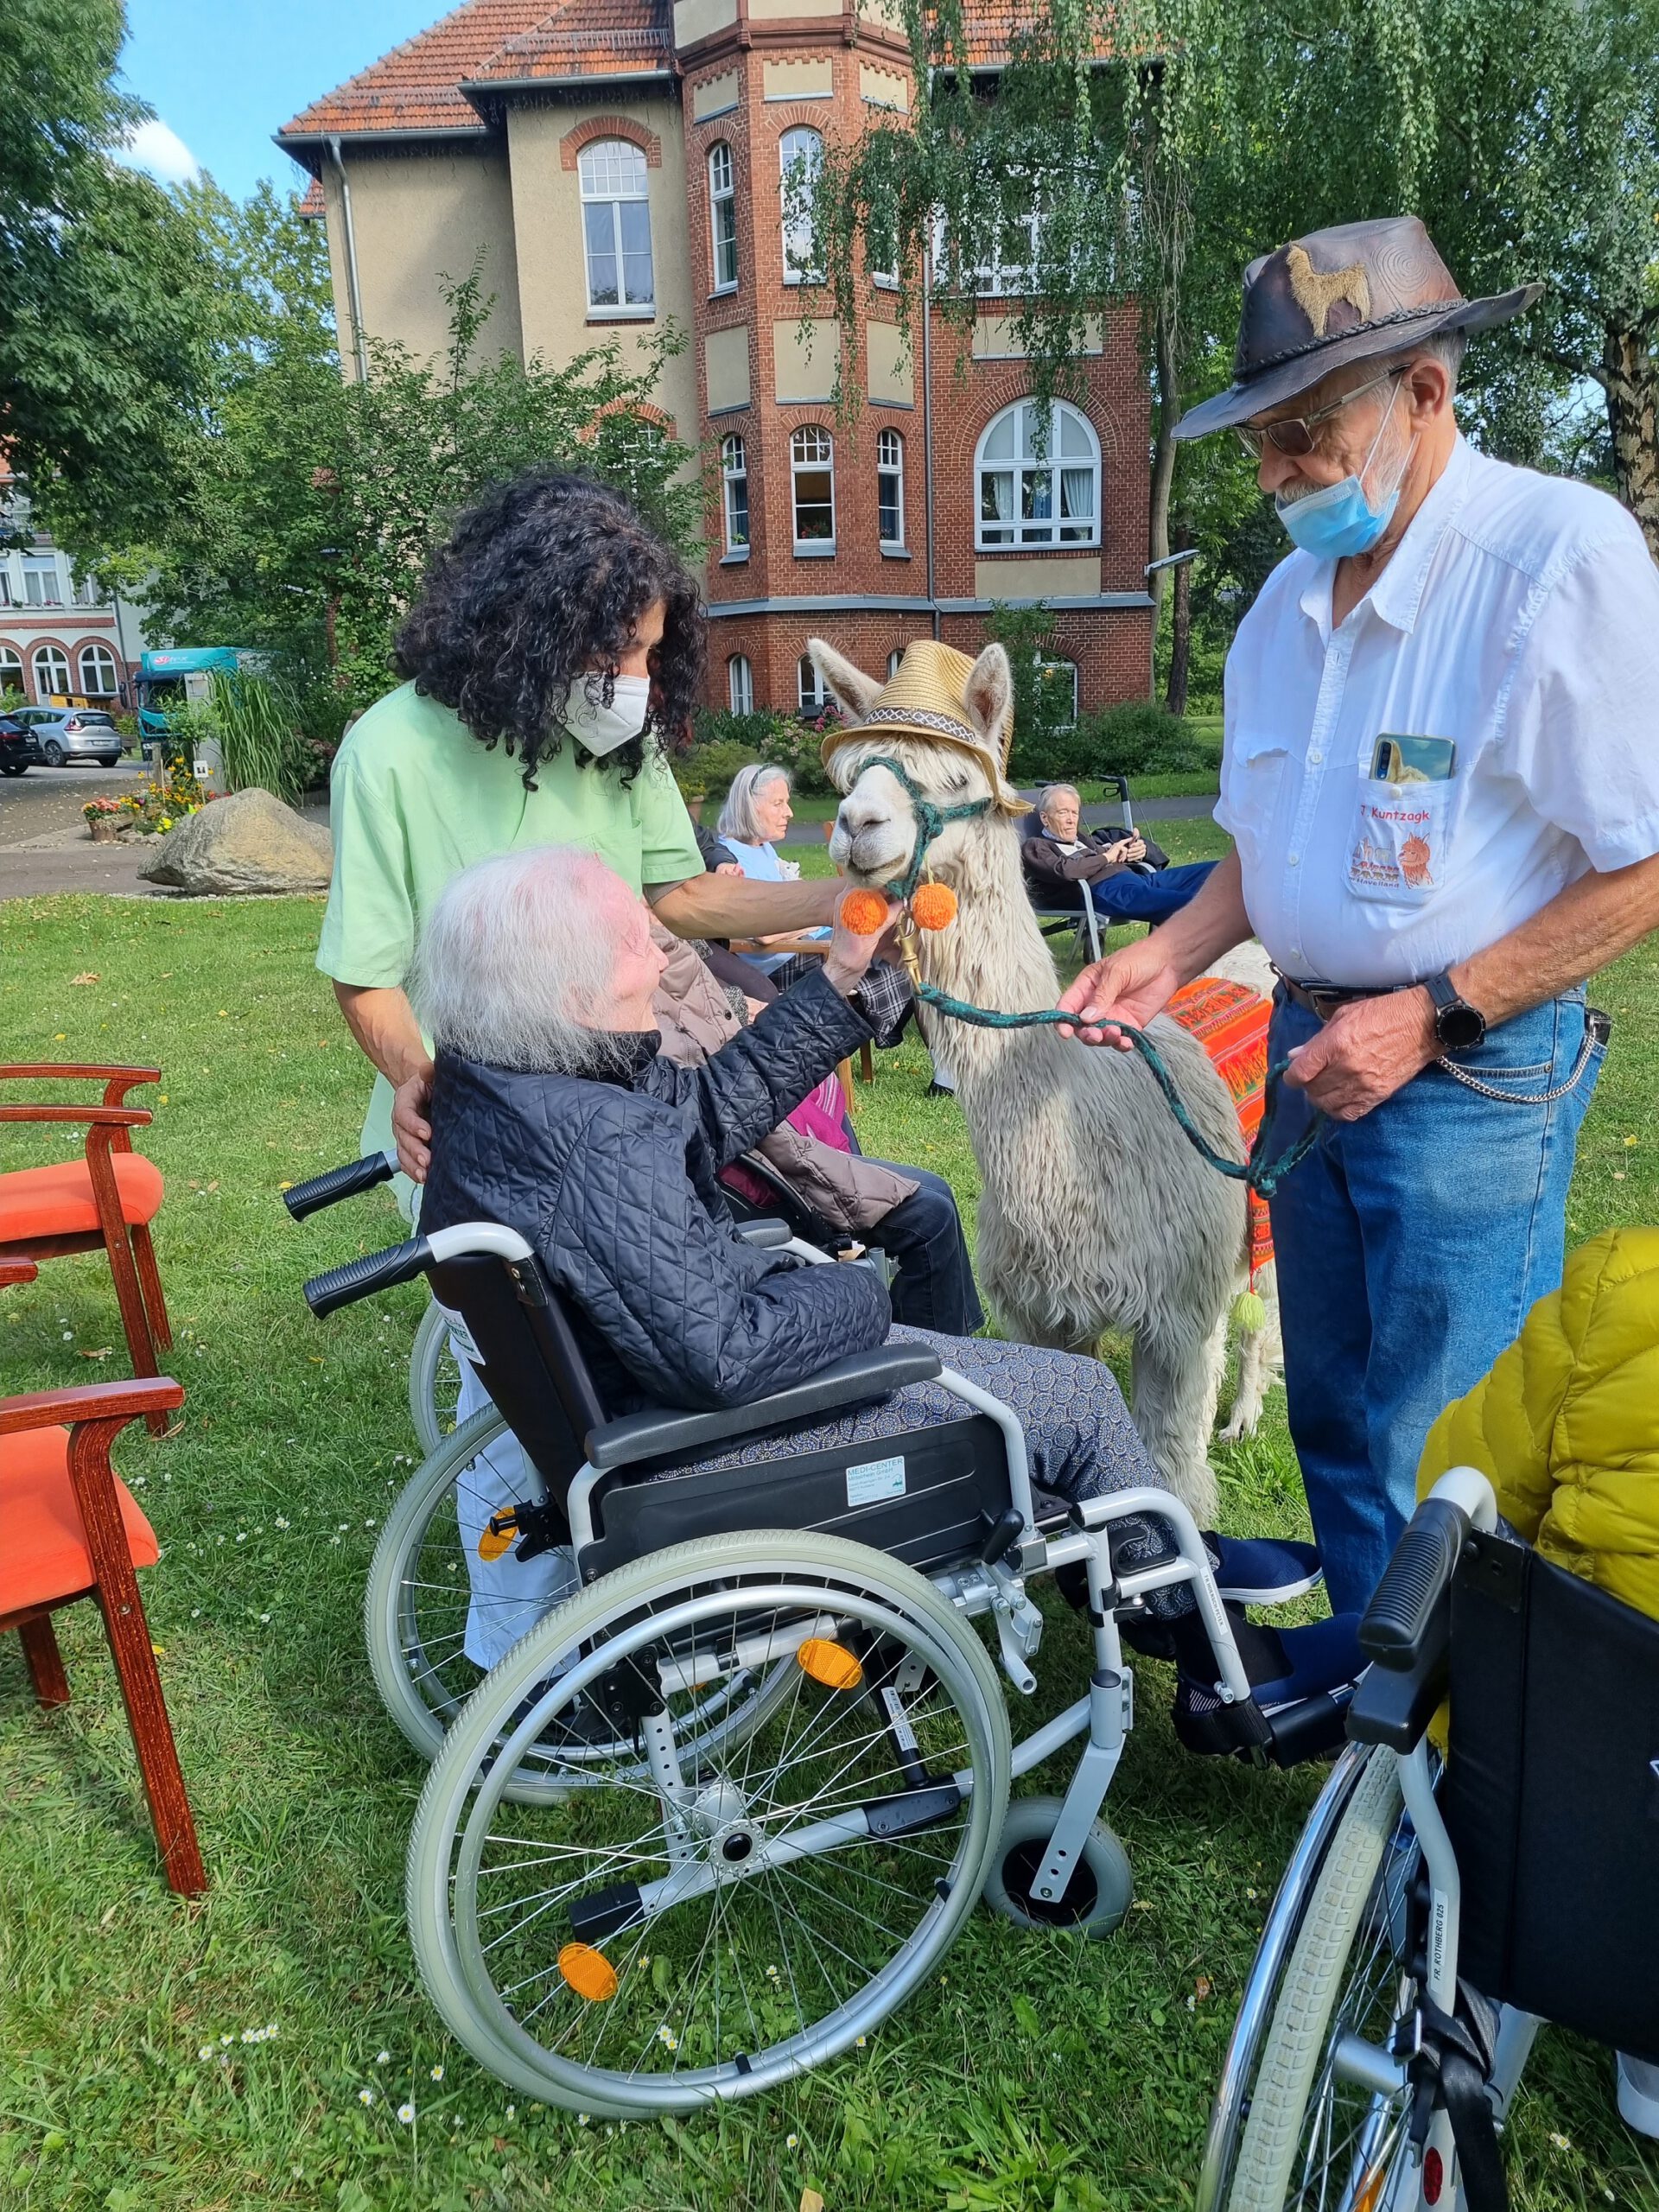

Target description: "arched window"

left=798, top=654, right=826, bottom=715
left=79, top=644, right=120, bottom=697
left=33, top=645, right=70, bottom=700
left=577, top=140, right=654, bottom=314
left=876, top=428, right=905, bottom=546
left=721, top=433, right=749, bottom=554
left=778, top=126, right=823, bottom=285
left=790, top=425, right=835, bottom=550
left=0, top=645, right=22, bottom=697
left=1036, top=655, right=1078, bottom=724
left=975, top=398, right=1100, bottom=550
left=728, top=653, right=753, bottom=715
left=708, top=143, right=738, bottom=292
left=887, top=646, right=904, bottom=678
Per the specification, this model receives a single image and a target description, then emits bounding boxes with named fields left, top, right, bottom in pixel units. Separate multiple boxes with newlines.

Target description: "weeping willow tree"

left=816, top=0, right=1659, bottom=629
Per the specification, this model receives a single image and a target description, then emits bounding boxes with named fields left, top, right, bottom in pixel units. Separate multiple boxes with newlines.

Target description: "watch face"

left=1438, top=1001, right=1484, bottom=1052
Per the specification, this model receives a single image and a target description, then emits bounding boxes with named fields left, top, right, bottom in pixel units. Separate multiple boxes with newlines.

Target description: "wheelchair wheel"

left=1213, top=1745, right=1416, bottom=2211
left=409, top=1295, right=463, bottom=1455
left=367, top=1414, right=793, bottom=1804
left=407, top=1529, right=1012, bottom=2113
left=981, top=1794, right=1133, bottom=1939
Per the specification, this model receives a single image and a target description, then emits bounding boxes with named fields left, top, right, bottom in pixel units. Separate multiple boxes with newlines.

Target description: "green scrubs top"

left=316, top=681, right=702, bottom=1175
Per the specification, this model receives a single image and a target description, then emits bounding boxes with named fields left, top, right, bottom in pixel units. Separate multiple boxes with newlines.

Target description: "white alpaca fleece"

left=824, top=670, right=1273, bottom=1522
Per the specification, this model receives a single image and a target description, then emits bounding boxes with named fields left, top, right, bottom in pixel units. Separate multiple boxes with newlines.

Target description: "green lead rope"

left=849, top=749, right=1321, bottom=1198
left=911, top=979, right=1320, bottom=1198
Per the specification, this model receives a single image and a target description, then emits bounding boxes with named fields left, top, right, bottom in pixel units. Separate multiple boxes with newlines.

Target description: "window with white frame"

left=976, top=399, right=1100, bottom=550
left=876, top=428, right=905, bottom=546
left=22, top=553, right=61, bottom=606
left=790, top=425, right=835, bottom=549
left=72, top=572, right=105, bottom=607
left=0, top=645, right=22, bottom=694
left=0, top=570, right=10, bottom=607
left=34, top=645, right=70, bottom=698
left=779, top=126, right=823, bottom=285
left=721, top=434, right=749, bottom=553
left=1036, top=654, right=1078, bottom=723
left=708, top=143, right=738, bottom=292
left=79, top=643, right=120, bottom=696
left=728, top=653, right=753, bottom=715
left=887, top=647, right=904, bottom=677
left=798, top=654, right=826, bottom=714
left=578, top=140, right=654, bottom=314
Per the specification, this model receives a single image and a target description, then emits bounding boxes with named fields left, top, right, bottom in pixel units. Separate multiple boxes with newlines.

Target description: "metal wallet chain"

left=1434, top=1011, right=1606, bottom=1105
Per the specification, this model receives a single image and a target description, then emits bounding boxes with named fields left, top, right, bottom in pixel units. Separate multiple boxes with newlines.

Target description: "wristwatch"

left=1424, top=971, right=1486, bottom=1052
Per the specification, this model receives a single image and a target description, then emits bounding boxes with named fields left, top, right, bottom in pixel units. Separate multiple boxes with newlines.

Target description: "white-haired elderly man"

left=412, top=842, right=1356, bottom=1743
left=1060, top=216, right=1659, bottom=1614
left=1021, top=782, right=1217, bottom=927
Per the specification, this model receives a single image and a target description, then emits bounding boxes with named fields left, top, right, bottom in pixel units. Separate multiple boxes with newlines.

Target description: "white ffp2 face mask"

left=565, top=673, right=652, bottom=757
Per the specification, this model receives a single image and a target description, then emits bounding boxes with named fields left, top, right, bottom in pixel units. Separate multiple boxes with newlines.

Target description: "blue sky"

left=116, top=0, right=445, bottom=201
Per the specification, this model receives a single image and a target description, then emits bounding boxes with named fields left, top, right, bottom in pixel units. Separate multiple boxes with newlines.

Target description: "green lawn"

left=1, top=885, right=1655, bottom=2212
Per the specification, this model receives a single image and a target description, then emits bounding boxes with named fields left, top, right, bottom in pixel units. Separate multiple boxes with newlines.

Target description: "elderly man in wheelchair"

left=302, top=842, right=1362, bottom=2118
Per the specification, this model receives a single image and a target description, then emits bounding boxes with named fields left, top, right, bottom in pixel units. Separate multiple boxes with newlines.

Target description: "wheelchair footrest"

left=863, top=1780, right=963, bottom=1840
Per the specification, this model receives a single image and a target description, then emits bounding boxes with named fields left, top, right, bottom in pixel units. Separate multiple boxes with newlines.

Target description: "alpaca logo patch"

left=1347, top=795, right=1439, bottom=899
left=1286, top=245, right=1371, bottom=338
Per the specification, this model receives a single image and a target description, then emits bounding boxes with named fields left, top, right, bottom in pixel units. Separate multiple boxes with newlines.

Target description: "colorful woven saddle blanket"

left=1167, top=975, right=1275, bottom=1283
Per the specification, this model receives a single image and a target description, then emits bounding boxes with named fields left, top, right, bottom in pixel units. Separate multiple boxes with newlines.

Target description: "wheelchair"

left=300, top=1197, right=1352, bottom=2120
left=1198, top=1467, right=1659, bottom=2211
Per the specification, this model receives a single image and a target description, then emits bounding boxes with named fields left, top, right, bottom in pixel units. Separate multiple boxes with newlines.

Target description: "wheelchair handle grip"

left=284, top=1151, right=397, bottom=1220
left=1359, top=1495, right=1471, bottom=1669
left=304, top=1236, right=432, bottom=1317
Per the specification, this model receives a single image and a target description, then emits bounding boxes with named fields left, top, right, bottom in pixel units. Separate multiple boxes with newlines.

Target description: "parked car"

left=9, top=706, right=124, bottom=766
left=0, top=711, right=31, bottom=776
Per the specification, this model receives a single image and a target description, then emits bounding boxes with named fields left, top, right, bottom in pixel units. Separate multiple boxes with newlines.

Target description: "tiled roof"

left=276, top=0, right=549, bottom=139
left=465, top=0, right=673, bottom=85
left=937, top=2, right=1118, bottom=68
left=295, top=177, right=325, bottom=217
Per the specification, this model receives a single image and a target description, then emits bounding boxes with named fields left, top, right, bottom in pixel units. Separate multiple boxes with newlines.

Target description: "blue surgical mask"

left=1275, top=385, right=1413, bottom=559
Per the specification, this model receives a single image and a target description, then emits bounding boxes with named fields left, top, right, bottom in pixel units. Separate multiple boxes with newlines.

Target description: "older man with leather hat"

left=1060, top=215, right=1659, bottom=1612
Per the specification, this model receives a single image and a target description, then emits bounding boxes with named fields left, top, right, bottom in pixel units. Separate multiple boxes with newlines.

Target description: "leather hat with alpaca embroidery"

left=1176, top=215, right=1541, bottom=440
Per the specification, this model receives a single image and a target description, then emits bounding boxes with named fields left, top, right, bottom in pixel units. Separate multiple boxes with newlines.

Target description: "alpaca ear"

left=807, top=638, right=884, bottom=723
left=963, top=642, right=1013, bottom=759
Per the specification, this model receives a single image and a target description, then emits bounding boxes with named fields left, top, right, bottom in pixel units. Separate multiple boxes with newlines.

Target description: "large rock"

left=139, top=788, right=333, bottom=896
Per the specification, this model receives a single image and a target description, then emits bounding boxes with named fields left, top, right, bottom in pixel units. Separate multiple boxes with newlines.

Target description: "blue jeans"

left=869, top=1164, right=985, bottom=1336
left=1087, top=861, right=1217, bottom=926
left=1263, top=989, right=1605, bottom=1614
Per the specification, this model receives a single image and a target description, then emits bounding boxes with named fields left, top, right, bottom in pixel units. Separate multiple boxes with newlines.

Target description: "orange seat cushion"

left=0, top=1424, right=159, bottom=1614
left=0, top=1153, right=163, bottom=1244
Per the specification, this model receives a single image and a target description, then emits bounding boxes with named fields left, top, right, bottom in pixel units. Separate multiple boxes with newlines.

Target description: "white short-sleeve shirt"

left=1215, top=435, right=1659, bottom=986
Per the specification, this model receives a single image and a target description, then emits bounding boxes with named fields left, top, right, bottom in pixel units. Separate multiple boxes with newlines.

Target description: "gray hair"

left=1417, top=330, right=1466, bottom=394
left=411, top=844, right=634, bottom=1075
left=1039, top=782, right=1082, bottom=823
left=717, top=762, right=790, bottom=845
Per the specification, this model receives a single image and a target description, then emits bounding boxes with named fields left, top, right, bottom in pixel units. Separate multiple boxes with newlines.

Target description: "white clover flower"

left=258, top=1613, right=271, bottom=1624
left=505, top=2104, right=516, bottom=2119
left=275, top=1517, right=289, bottom=1529
left=397, top=2103, right=416, bottom=2125
left=376, top=2050, right=390, bottom=2064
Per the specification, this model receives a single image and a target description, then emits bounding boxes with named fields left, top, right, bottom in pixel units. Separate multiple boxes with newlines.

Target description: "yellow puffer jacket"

left=1416, top=1227, right=1659, bottom=1624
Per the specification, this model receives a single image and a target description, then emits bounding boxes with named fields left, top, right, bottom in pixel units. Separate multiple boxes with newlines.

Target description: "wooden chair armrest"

left=0, top=1377, right=184, bottom=1436
left=0, top=1065, right=162, bottom=1109
left=0, top=1261, right=40, bottom=1287
left=0, top=1104, right=152, bottom=1127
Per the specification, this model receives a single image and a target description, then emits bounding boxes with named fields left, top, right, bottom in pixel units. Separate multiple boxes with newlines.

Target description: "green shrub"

left=682, top=709, right=837, bottom=799
left=1083, top=700, right=1210, bottom=777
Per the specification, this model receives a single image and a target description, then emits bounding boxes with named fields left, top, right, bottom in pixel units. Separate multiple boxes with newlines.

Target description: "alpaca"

left=813, top=637, right=1273, bottom=1524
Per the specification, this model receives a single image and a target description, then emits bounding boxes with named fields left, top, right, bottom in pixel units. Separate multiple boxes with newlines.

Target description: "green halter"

left=844, top=749, right=1319, bottom=1200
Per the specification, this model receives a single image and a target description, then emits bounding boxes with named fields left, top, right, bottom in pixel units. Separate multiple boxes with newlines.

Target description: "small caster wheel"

left=982, top=1794, right=1133, bottom=1938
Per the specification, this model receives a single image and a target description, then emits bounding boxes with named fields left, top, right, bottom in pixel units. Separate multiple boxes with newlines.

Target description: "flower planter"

left=88, top=819, right=121, bottom=843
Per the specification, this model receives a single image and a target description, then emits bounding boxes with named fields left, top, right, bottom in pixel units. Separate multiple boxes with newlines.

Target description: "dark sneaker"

left=1209, top=1533, right=1322, bottom=1606
left=1172, top=1609, right=1363, bottom=1757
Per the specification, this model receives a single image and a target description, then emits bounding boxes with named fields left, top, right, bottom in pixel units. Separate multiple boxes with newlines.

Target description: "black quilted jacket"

left=421, top=965, right=891, bottom=1414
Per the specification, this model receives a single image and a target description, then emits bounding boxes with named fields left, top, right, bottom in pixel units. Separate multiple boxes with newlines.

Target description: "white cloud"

left=118, top=118, right=200, bottom=187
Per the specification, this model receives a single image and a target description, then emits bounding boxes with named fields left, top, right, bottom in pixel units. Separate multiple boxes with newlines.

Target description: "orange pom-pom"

left=839, top=888, right=890, bottom=936
left=910, top=882, right=958, bottom=931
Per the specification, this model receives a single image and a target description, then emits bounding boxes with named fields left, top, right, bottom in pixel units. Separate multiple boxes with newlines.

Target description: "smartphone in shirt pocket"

left=1347, top=733, right=1459, bottom=904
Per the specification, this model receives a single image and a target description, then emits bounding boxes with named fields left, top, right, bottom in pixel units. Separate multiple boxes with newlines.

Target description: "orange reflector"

left=797, top=1637, right=863, bottom=1691
left=477, top=1522, right=516, bottom=1563
left=557, top=1943, right=619, bottom=2003
left=1352, top=2164, right=1389, bottom=2212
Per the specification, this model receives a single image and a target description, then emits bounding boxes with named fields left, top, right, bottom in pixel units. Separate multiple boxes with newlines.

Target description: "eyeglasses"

left=1235, top=365, right=1408, bottom=460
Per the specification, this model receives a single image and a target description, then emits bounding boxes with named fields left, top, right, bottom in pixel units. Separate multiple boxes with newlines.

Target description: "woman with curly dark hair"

left=317, top=469, right=838, bottom=1192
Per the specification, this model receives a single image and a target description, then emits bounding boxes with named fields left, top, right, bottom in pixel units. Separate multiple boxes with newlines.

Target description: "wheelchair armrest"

left=585, top=1344, right=944, bottom=1471
left=735, top=1217, right=793, bottom=1249
left=1345, top=1645, right=1449, bottom=1753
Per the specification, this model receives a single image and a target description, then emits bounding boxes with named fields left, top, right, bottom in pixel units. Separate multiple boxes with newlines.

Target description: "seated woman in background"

left=1022, top=782, right=1217, bottom=929
left=715, top=763, right=830, bottom=981
left=415, top=842, right=1357, bottom=1726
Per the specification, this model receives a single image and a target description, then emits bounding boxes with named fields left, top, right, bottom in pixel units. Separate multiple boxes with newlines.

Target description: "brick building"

left=277, top=0, right=1154, bottom=717
left=0, top=464, right=145, bottom=709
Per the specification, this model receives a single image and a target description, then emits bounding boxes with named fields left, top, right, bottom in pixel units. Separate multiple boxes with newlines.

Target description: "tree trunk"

left=1605, top=322, right=1659, bottom=560
left=1164, top=527, right=1192, bottom=717
left=1147, top=296, right=1179, bottom=617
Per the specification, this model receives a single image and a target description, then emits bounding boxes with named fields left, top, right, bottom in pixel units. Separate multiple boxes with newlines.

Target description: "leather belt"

left=1275, top=974, right=1412, bottom=1024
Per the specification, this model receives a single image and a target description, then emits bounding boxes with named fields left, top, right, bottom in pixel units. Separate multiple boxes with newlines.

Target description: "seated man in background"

left=415, top=842, right=1357, bottom=1724
left=1023, top=782, right=1217, bottom=928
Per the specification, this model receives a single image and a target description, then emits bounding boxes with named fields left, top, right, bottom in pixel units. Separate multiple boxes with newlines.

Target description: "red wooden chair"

left=0, top=1262, right=204, bottom=1897
left=0, top=1063, right=172, bottom=1434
